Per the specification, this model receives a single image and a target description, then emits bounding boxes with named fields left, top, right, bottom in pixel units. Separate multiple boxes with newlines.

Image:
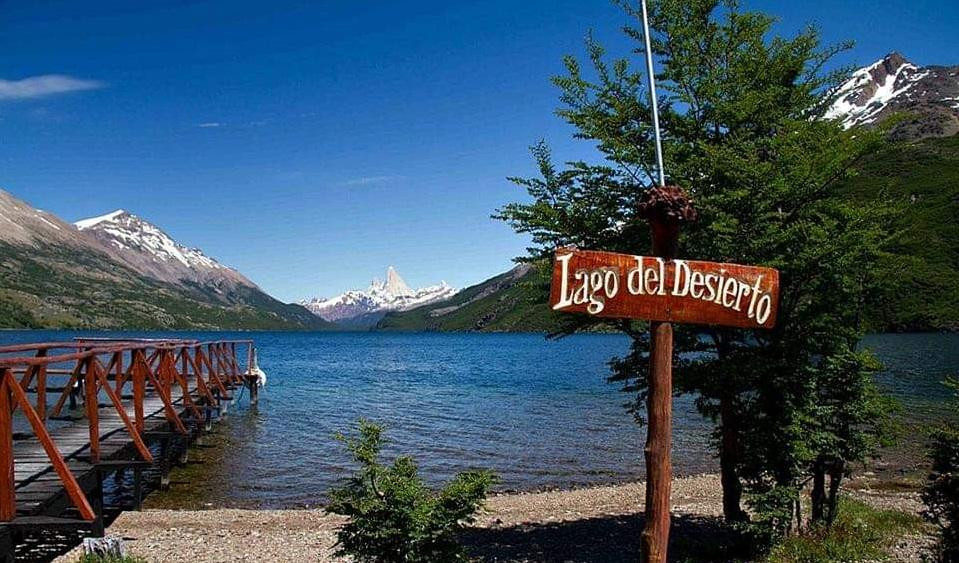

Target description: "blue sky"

left=2, top=0, right=955, bottom=301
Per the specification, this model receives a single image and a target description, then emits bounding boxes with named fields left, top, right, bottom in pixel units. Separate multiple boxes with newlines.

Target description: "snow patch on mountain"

left=823, top=53, right=959, bottom=139
left=75, top=210, right=223, bottom=271
left=825, top=54, right=921, bottom=128
left=302, top=267, right=457, bottom=323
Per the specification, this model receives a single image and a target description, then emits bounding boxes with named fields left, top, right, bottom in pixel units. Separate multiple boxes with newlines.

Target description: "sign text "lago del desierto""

left=549, top=249, right=780, bottom=329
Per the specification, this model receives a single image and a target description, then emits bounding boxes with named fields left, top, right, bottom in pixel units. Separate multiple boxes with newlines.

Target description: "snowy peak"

left=73, top=209, right=257, bottom=295
left=382, top=266, right=414, bottom=297
left=301, top=267, right=457, bottom=324
left=75, top=210, right=223, bottom=271
left=74, top=209, right=128, bottom=230
left=824, top=53, right=959, bottom=139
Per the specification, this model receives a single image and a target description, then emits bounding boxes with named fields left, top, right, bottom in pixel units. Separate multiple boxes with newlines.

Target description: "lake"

left=1, top=330, right=956, bottom=508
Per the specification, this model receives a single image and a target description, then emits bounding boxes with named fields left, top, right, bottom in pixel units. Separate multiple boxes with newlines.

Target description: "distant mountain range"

left=0, top=190, right=330, bottom=330
left=376, top=264, right=560, bottom=332
left=301, top=267, right=456, bottom=328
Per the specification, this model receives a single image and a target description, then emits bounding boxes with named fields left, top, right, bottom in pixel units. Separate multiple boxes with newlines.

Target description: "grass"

left=768, top=496, right=927, bottom=562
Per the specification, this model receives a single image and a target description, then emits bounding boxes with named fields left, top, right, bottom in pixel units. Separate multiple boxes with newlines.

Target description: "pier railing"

left=0, top=338, right=254, bottom=523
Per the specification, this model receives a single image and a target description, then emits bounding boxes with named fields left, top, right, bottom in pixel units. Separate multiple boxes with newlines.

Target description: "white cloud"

left=197, top=122, right=222, bottom=128
left=342, top=175, right=401, bottom=187
left=0, top=75, right=104, bottom=100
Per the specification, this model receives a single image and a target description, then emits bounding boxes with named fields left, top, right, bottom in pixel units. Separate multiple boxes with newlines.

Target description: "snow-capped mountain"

left=75, top=209, right=260, bottom=301
left=0, top=189, right=327, bottom=329
left=302, top=266, right=457, bottom=324
left=824, top=52, right=959, bottom=140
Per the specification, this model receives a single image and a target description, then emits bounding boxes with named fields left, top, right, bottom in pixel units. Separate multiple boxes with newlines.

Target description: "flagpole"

left=640, top=0, right=665, bottom=187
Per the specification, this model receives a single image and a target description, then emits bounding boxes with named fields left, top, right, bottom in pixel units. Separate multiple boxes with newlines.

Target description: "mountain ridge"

left=0, top=189, right=329, bottom=330
left=74, top=209, right=266, bottom=307
left=302, top=266, right=457, bottom=326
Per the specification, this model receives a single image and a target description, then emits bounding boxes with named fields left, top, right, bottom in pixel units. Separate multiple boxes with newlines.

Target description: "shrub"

left=923, top=376, right=959, bottom=561
left=769, top=496, right=923, bottom=562
left=326, top=419, right=497, bottom=563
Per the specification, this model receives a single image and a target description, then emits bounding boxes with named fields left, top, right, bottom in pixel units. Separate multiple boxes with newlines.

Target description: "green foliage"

left=498, top=0, right=898, bottom=547
left=840, top=134, right=959, bottom=331
left=768, top=496, right=924, bottom=562
left=326, top=420, right=497, bottom=563
left=923, top=376, right=959, bottom=561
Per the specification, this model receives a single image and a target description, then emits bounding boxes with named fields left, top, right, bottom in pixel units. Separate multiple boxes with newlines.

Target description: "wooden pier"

left=0, top=338, right=261, bottom=561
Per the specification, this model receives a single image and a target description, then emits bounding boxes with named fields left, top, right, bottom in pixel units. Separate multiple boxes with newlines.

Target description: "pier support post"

left=248, top=377, right=259, bottom=406
left=159, top=437, right=171, bottom=490
left=133, top=467, right=142, bottom=511
left=92, top=473, right=105, bottom=538
left=0, top=527, right=15, bottom=563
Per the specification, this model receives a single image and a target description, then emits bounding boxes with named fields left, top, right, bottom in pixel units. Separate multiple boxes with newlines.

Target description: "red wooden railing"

left=0, top=338, right=254, bottom=522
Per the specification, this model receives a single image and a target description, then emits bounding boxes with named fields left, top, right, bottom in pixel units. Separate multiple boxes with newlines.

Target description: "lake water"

left=1, top=330, right=956, bottom=508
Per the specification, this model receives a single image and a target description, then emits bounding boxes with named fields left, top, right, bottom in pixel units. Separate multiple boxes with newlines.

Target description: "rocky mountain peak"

left=74, top=208, right=258, bottom=295
left=378, top=266, right=414, bottom=298
left=302, top=267, right=457, bottom=324
left=824, top=53, right=959, bottom=140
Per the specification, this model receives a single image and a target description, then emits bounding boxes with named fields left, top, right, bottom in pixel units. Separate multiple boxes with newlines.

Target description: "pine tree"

left=496, top=0, right=896, bottom=544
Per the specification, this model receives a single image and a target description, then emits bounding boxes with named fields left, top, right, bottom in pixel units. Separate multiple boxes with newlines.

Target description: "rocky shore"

left=54, top=473, right=932, bottom=562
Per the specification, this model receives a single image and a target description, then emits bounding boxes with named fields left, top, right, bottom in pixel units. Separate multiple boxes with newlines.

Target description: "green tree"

left=497, top=0, right=895, bottom=545
left=326, top=420, right=497, bottom=563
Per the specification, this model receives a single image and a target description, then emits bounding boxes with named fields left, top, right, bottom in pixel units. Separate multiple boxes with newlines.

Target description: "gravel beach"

left=53, top=473, right=932, bottom=562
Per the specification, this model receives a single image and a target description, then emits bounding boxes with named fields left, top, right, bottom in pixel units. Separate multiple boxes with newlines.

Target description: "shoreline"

left=54, top=473, right=931, bottom=563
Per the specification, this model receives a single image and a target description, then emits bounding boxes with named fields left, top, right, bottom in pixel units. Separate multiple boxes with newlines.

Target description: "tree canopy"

left=497, top=0, right=897, bottom=548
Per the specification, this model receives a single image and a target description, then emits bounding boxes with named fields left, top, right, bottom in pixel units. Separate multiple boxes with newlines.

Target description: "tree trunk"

left=811, top=461, right=826, bottom=523
left=719, top=392, right=748, bottom=522
left=826, top=461, right=844, bottom=525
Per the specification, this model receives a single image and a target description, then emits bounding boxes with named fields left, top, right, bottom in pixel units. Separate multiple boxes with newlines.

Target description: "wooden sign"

left=550, top=248, right=779, bottom=329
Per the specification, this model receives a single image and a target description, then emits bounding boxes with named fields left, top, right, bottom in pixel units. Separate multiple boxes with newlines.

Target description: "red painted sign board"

left=549, top=248, right=779, bottom=329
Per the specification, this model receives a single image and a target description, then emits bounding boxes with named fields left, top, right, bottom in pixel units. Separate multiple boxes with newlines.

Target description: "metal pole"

left=640, top=0, right=665, bottom=187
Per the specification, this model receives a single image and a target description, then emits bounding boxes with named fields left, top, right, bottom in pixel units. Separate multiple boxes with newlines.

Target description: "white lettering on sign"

left=551, top=253, right=778, bottom=327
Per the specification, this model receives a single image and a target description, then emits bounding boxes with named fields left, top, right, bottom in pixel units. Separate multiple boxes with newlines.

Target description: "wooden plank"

left=7, top=373, right=96, bottom=521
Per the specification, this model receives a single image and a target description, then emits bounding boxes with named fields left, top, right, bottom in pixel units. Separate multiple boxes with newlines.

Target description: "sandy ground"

left=54, top=474, right=932, bottom=562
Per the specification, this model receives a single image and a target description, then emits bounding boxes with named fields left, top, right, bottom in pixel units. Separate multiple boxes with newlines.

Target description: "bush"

left=923, top=377, right=959, bottom=561
left=326, top=419, right=497, bottom=563
left=769, top=496, right=923, bottom=562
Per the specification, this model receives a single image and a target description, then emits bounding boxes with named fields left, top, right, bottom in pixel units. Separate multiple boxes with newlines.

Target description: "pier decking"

left=0, top=338, right=261, bottom=561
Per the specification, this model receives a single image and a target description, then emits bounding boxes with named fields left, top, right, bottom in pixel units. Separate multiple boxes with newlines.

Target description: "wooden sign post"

left=549, top=186, right=779, bottom=563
